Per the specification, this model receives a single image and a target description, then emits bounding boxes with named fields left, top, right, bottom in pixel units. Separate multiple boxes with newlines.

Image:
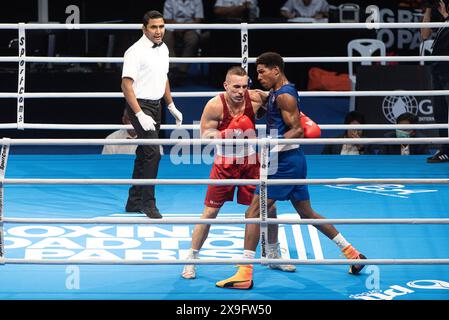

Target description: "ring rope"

left=0, top=123, right=446, bottom=131
left=1, top=258, right=449, bottom=266
left=1, top=90, right=448, bottom=98
left=0, top=22, right=448, bottom=30
left=1, top=137, right=448, bottom=145
left=1, top=56, right=449, bottom=63
left=1, top=178, right=448, bottom=185
left=3, top=217, right=449, bottom=225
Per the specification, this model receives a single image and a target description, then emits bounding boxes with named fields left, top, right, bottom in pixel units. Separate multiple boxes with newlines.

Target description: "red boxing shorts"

left=204, top=154, right=259, bottom=208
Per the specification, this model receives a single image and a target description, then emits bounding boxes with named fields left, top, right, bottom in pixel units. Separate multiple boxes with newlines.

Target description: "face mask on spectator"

left=396, top=129, right=411, bottom=138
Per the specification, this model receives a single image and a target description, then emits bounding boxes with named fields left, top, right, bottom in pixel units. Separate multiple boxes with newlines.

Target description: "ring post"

left=17, top=23, right=26, bottom=130
left=0, top=138, right=11, bottom=260
left=241, top=23, right=249, bottom=71
left=259, top=138, right=269, bottom=265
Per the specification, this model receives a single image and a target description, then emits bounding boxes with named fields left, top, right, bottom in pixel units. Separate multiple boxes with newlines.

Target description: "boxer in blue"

left=216, top=52, right=366, bottom=290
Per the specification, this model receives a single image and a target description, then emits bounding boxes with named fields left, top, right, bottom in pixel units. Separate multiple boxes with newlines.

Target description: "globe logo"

left=382, top=95, right=418, bottom=123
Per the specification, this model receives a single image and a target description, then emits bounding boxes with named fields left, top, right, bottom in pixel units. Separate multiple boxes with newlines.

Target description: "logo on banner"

left=382, top=95, right=418, bottom=123
left=350, top=279, right=449, bottom=300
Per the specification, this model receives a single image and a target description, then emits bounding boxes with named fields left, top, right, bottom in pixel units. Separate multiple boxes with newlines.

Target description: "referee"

left=121, top=10, right=183, bottom=218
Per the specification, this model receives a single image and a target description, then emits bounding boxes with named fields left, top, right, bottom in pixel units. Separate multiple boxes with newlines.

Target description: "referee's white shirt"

left=122, top=35, right=169, bottom=100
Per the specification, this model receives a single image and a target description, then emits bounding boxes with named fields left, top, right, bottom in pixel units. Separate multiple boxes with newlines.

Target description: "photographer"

left=421, top=0, right=448, bottom=39
left=422, top=0, right=449, bottom=162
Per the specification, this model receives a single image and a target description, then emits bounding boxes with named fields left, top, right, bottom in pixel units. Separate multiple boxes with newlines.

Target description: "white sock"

left=188, top=248, right=199, bottom=259
left=332, top=233, right=350, bottom=250
left=243, top=250, right=256, bottom=259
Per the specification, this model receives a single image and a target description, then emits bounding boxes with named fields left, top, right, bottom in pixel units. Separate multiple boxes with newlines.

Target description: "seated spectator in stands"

left=213, top=0, right=260, bottom=22
left=163, top=0, right=204, bottom=76
left=378, top=112, right=429, bottom=155
left=322, top=111, right=368, bottom=155
left=280, top=0, right=329, bottom=19
left=102, top=109, right=138, bottom=155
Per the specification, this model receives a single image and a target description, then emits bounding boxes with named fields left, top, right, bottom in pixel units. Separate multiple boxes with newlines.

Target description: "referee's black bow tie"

left=152, top=42, right=163, bottom=48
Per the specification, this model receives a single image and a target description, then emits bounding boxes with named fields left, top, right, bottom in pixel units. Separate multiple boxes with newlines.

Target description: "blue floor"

left=0, top=154, right=448, bottom=300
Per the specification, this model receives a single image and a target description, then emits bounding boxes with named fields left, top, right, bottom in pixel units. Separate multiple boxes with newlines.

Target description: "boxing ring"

left=1, top=21, right=449, bottom=300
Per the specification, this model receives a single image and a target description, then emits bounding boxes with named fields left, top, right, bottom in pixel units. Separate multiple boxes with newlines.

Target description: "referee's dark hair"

left=143, top=10, right=164, bottom=27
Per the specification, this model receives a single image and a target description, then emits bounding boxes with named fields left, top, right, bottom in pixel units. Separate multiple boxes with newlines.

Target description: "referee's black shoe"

left=427, top=150, right=449, bottom=163
left=141, top=207, right=162, bottom=219
left=125, top=205, right=141, bottom=212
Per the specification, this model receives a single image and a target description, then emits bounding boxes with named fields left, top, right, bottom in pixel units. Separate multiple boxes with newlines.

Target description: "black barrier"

left=355, top=65, right=437, bottom=142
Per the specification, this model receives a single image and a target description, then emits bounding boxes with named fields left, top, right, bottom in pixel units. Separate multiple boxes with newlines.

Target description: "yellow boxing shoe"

left=216, top=265, right=253, bottom=290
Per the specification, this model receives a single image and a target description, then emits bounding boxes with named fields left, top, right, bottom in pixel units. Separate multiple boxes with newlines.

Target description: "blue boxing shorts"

left=255, top=147, right=310, bottom=201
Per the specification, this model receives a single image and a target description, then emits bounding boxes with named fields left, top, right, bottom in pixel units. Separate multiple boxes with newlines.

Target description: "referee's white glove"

left=135, top=111, right=156, bottom=131
left=167, top=102, right=183, bottom=126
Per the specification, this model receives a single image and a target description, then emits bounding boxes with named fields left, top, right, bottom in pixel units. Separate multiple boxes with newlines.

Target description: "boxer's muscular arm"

left=277, top=93, right=304, bottom=139
left=249, top=89, right=268, bottom=112
left=200, top=97, right=222, bottom=139
left=249, top=89, right=269, bottom=119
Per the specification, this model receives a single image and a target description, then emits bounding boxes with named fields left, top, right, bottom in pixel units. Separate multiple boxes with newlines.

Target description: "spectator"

left=280, top=0, right=329, bottom=19
left=213, top=0, right=260, bottom=22
left=163, top=0, right=204, bottom=76
left=421, top=0, right=449, bottom=162
left=421, top=0, right=447, bottom=40
left=102, top=109, right=138, bottom=155
left=379, top=112, right=429, bottom=155
left=322, top=111, right=368, bottom=155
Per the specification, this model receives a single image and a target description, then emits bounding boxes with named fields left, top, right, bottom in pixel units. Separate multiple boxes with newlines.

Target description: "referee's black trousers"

left=125, top=99, right=162, bottom=210
left=432, top=69, right=449, bottom=154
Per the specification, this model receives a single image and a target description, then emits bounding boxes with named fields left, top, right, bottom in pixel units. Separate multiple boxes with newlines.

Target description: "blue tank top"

left=266, top=83, right=300, bottom=137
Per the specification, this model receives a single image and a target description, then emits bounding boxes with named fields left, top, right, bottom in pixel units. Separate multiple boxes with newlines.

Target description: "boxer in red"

left=181, top=66, right=309, bottom=279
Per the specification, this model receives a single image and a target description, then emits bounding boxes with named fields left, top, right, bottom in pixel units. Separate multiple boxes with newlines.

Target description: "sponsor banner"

left=355, top=65, right=436, bottom=139
left=2, top=214, right=323, bottom=261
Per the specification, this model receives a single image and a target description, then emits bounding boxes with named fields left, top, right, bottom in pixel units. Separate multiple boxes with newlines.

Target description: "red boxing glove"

left=221, top=114, right=256, bottom=138
left=300, top=112, right=321, bottom=138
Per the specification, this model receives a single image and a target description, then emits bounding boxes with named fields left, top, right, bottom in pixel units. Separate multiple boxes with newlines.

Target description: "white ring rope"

left=1, top=258, right=448, bottom=266
left=0, top=22, right=449, bottom=30
left=1, top=56, right=449, bottom=64
left=1, top=90, right=447, bottom=98
left=1, top=178, right=448, bottom=185
left=0, top=123, right=446, bottom=131
left=1, top=137, right=448, bottom=145
left=3, top=217, right=449, bottom=225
